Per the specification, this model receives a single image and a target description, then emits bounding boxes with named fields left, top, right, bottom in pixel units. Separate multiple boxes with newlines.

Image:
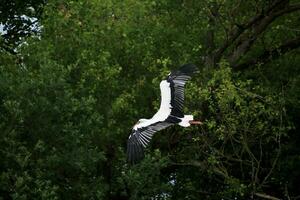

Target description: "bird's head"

left=133, top=118, right=148, bottom=129
left=138, top=118, right=148, bottom=123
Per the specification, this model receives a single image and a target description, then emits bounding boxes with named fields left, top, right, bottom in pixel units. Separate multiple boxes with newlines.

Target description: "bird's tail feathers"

left=179, top=115, right=193, bottom=127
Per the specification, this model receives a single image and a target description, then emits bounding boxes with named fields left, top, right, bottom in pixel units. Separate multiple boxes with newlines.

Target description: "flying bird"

left=127, top=64, right=202, bottom=163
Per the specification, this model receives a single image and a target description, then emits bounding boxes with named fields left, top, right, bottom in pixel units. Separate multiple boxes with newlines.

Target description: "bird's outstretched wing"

left=167, top=63, right=197, bottom=118
left=127, top=121, right=172, bottom=164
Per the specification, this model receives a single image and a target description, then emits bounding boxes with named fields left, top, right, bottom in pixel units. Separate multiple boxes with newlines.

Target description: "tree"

left=0, top=0, right=299, bottom=199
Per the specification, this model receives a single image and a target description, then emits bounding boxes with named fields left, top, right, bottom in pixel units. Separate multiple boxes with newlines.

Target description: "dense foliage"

left=0, top=0, right=46, bottom=54
left=1, top=0, right=299, bottom=199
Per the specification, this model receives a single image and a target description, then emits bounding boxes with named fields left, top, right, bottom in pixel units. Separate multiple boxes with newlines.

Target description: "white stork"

left=127, top=64, right=202, bottom=163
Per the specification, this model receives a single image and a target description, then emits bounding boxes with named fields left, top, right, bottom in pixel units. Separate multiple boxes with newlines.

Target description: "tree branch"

left=254, top=192, right=281, bottom=200
left=214, top=13, right=263, bottom=62
left=273, top=3, right=300, bottom=18
left=213, top=0, right=287, bottom=63
left=234, top=36, right=300, bottom=70
left=228, top=2, right=300, bottom=65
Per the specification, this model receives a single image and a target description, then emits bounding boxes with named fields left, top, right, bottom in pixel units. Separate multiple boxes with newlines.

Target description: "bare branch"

left=234, top=36, right=300, bottom=70
left=273, top=3, right=300, bottom=17
left=254, top=192, right=281, bottom=200
left=229, top=3, right=300, bottom=65
left=214, top=2, right=274, bottom=62
left=212, top=1, right=300, bottom=66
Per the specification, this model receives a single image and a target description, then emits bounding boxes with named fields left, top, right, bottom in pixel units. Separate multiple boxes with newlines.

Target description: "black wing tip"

left=127, top=145, right=144, bottom=164
left=178, top=63, right=198, bottom=75
left=126, top=134, right=145, bottom=164
left=127, top=153, right=144, bottom=165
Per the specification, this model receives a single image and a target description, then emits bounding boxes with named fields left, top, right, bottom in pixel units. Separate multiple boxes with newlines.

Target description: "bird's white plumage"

left=152, top=80, right=172, bottom=121
left=179, top=115, right=193, bottom=127
left=133, top=80, right=172, bottom=130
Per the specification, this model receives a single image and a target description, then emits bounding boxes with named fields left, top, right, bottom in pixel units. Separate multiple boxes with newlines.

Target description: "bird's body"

left=127, top=64, right=201, bottom=163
